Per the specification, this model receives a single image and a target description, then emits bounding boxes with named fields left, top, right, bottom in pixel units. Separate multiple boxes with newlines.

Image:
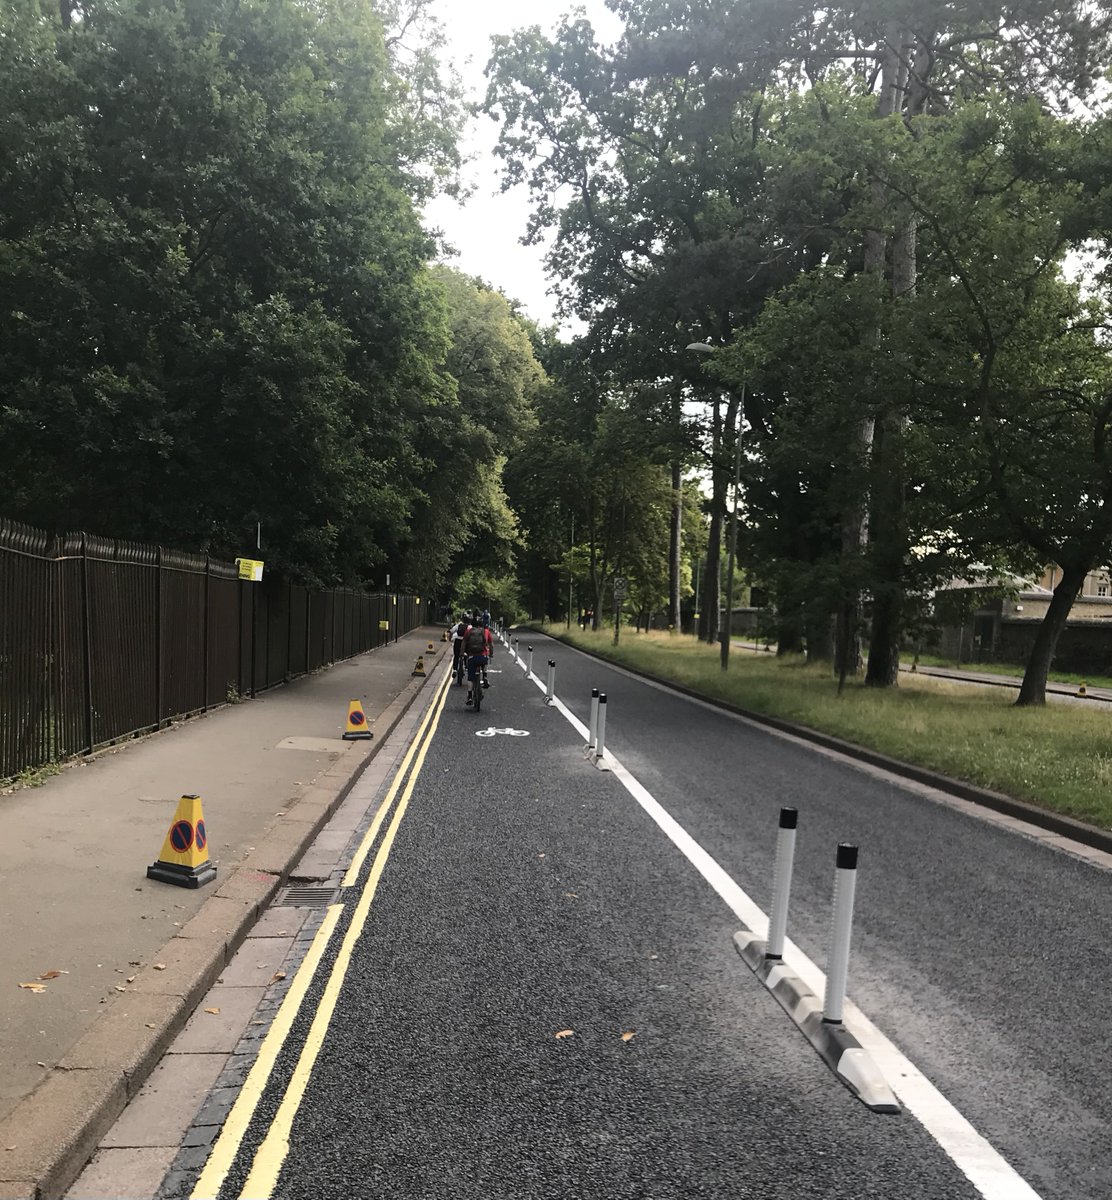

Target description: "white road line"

left=521, top=656, right=1042, bottom=1200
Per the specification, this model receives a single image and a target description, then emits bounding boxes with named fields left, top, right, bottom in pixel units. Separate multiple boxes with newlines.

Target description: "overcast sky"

left=422, top=1, right=624, bottom=332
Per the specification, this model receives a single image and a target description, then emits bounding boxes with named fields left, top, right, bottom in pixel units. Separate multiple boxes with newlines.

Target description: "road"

left=142, top=633, right=1112, bottom=1200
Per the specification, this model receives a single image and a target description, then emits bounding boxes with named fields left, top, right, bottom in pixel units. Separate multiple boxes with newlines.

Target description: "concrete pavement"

left=0, top=626, right=446, bottom=1200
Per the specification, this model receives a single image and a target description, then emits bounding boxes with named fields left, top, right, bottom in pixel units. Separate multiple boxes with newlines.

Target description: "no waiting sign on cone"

left=343, top=699, right=373, bottom=740
left=147, top=794, right=217, bottom=889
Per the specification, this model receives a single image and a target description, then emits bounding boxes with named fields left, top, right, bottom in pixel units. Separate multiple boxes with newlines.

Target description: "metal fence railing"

left=0, top=517, right=425, bottom=781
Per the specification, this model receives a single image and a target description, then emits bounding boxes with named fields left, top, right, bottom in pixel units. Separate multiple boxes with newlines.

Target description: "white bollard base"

left=732, top=929, right=900, bottom=1114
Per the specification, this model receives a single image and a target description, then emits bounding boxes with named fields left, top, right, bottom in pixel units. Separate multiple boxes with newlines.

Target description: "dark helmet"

left=481, top=610, right=491, bottom=626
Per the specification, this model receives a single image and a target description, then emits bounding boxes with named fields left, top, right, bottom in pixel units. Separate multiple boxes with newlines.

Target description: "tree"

left=486, top=0, right=1111, bottom=689
left=0, top=0, right=468, bottom=585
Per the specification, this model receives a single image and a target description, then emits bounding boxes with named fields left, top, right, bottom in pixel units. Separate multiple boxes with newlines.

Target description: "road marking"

left=237, top=658, right=454, bottom=1199
left=475, top=727, right=530, bottom=737
left=190, top=667, right=451, bottom=1199
left=522, top=644, right=1042, bottom=1200
left=189, top=903, right=344, bottom=1200
left=342, top=666, right=453, bottom=887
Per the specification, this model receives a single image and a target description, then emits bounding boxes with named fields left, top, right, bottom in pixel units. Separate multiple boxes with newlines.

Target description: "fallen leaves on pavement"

left=554, top=1029, right=574, bottom=1039
left=203, top=1007, right=221, bottom=1015
left=621, top=1031, right=636, bottom=1042
left=18, top=982, right=46, bottom=993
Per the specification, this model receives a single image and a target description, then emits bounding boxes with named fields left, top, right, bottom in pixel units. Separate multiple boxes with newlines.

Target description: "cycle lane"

left=197, top=640, right=977, bottom=1199
left=524, top=632, right=1112, bottom=1200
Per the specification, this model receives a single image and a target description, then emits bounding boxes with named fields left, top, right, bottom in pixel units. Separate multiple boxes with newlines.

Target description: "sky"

left=421, top=1, right=624, bottom=332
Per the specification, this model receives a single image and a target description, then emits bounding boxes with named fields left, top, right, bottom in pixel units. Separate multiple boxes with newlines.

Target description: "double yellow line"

left=192, top=665, right=454, bottom=1200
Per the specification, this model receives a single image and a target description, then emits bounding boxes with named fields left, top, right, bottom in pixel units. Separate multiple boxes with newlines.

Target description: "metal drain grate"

left=272, top=884, right=341, bottom=908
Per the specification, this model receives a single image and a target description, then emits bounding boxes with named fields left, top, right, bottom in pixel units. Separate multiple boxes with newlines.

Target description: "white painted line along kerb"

left=521, top=649, right=1043, bottom=1200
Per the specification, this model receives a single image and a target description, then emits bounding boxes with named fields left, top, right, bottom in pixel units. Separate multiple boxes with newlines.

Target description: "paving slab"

left=100, top=1055, right=226, bottom=1150
left=215, top=938, right=294, bottom=987
left=165, top=988, right=267, bottom=1059
left=67, top=1147, right=177, bottom=1200
left=245, top=908, right=308, bottom=940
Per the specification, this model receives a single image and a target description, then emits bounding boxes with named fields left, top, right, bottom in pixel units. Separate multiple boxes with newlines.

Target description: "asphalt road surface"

left=179, top=635, right=1112, bottom=1200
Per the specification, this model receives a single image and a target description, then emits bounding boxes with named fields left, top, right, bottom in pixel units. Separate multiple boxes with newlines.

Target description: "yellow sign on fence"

left=379, top=620, right=389, bottom=631
left=236, top=558, right=264, bottom=582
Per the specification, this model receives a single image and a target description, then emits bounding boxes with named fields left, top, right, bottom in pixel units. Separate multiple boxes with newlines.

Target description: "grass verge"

left=547, top=626, right=1112, bottom=830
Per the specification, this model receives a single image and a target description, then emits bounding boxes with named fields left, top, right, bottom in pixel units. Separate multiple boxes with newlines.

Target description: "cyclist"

left=449, top=614, right=467, bottom=685
left=462, top=614, right=494, bottom=707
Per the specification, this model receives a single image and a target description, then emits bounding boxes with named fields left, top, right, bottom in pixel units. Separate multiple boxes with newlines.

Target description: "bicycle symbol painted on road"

left=475, top=727, right=531, bottom=737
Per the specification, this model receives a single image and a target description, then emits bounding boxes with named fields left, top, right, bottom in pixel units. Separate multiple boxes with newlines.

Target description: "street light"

left=686, top=342, right=744, bottom=671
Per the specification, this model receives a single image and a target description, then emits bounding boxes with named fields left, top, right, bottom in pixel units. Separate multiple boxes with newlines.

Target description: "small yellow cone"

left=1078, top=681, right=1087, bottom=697
left=441, top=630, right=449, bottom=642
left=412, top=655, right=426, bottom=677
left=147, top=794, right=217, bottom=889
left=343, top=698, right=373, bottom=740
left=427, top=641, right=436, bottom=654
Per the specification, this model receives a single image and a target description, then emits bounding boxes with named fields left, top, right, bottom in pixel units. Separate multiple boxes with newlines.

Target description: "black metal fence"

left=0, top=518, right=425, bottom=781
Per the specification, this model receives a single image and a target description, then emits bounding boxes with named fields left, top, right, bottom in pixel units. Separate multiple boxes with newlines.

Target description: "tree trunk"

left=806, top=609, right=834, bottom=664
left=864, top=30, right=933, bottom=686
left=701, top=509, right=722, bottom=645
left=1016, top=562, right=1088, bottom=706
left=669, top=459, right=682, bottom=630
left=835, top=33, right=901, bottom=682
left=777, top=606, right=804, bottom=655
left=698, top=394, right=725, bottom=644
left=865, top=407, right=908, bottom=687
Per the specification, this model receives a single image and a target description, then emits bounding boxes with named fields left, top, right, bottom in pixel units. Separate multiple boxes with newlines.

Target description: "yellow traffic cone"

left=412, top=655, right=426, bottom=677
left=427, top=641, right=436, bottom=654
left=343, top=699, right=373, bottom=740
left=441, top=630, right=449, bottom=642
left=147, top=794, right=217, bottom=889
left=1078, top=681, right=1087, bottom=697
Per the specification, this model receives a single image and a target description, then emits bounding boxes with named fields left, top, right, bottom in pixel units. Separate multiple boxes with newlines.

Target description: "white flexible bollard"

left=822, top=843, right=859, bottom=1025
left=527, top=645, right=534, bottom=675
left=586, top=687, right=600, bottom=752
left=545, top=659, right=556, bottom=704
left=593, top=693, right=608, bottom=767
left=766, top=807, right=798, bottom=961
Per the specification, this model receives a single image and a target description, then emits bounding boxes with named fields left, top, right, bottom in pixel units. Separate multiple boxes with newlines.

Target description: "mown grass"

left=548, top=626, right=1112, bottom=830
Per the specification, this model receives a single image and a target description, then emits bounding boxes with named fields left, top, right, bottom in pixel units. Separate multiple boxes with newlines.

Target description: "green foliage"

left=487, top=0, right=1112, bottom=700
left=451, top=567, right=524, bottom=625
left=0, top=0, right=473, bottom=586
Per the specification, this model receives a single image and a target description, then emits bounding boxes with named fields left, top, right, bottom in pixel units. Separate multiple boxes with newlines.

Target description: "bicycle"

left=465, top=654, right=490, bottom=712
left=467, top=657, right=484, bottom=710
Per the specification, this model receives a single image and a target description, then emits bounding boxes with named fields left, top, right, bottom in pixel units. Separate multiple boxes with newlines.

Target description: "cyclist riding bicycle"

left=462, top=615, right=493, bottom=708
